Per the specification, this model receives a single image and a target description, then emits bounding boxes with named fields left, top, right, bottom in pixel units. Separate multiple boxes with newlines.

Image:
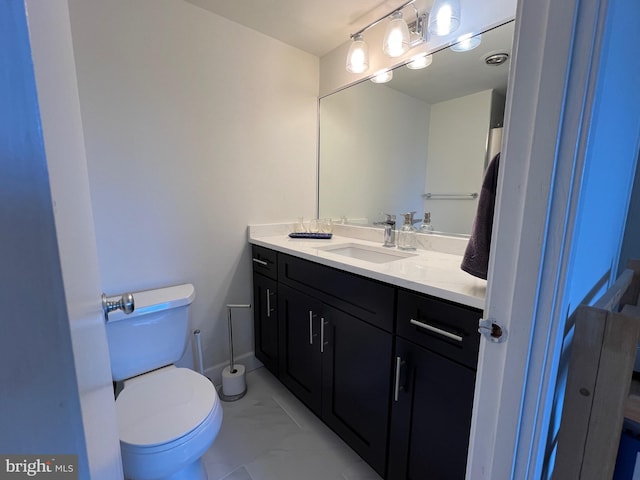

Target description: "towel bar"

left=423, top=192, right=478, bottom=200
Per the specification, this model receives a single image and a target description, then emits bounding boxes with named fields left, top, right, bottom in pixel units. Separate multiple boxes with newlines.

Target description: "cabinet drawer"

left=396, top=290, right=481, bottom=369
left=278, top=253, right=395, bottom=332
left=251, top=245, right=278, bottom=280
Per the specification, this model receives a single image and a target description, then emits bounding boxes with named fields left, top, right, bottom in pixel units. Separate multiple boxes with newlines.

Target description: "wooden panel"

left=581, top=304, right=640, bottom=479
left=594, top=268, right=633, bottom=311
left=552, top=307, right=608, bottom=480
left=621, top=259, right=640, bottom=308
left=553, top=263, right=640, bottom=480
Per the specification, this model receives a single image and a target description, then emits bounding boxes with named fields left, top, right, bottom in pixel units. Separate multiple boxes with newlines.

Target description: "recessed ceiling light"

left=485, top=52, right=510, bottom=66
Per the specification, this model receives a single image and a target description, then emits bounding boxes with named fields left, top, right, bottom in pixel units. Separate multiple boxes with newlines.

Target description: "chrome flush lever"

left=102, top=291, right=135, bottom=322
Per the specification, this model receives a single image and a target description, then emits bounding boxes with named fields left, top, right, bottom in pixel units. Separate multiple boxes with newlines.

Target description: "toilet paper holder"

left=220, top=303, right=251, bottom=402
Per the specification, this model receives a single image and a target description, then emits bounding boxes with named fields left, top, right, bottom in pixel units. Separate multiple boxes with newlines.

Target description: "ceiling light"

left=428, top=0, right=461, bottom=36
left=346, top=34, right=369, bottom=73
left=485, top=52, right=510, bottom=66
left=383, top=11, right=411, bottom=58
left=450, top=33, right=482, bottom=52
left=371, top=69, right=394, bottom=84
left=406, top=53, right=433, bottom=69
left=346, top=0, right=434, bottom=74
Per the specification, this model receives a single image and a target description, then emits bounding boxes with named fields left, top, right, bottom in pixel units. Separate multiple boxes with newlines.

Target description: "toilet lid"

left=116, top=367, right=217, bottom=447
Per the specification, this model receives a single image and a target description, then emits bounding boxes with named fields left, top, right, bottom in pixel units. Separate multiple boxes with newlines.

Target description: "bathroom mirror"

left=318, top=21, right=515, bottom=236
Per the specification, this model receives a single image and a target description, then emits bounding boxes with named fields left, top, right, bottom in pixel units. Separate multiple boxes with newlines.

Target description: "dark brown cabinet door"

left=388, top=336, right=477, bottom=480
left=321, top=304, right=393, bottom=477
left=252, top=272, right=278, bottom=375
left=277, top=284, right=323, bottom=414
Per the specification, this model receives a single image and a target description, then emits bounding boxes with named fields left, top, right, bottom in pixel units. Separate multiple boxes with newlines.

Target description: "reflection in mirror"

left=318, top=21, right=515, bottom=236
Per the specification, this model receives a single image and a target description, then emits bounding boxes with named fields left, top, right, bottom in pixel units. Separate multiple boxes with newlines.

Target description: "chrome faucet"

left=374, top=213, right=396, bottom=248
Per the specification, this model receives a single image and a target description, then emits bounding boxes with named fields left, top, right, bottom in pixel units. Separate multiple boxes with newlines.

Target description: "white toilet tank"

left=105, top=283, right=196, bottom=382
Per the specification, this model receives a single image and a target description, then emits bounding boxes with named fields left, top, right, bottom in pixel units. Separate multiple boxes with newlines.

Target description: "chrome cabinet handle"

left=320, top=318, right=327, bottom=353
left=252, top=257, right=268, bottom=266
left=266, top=288, right=272, bottom=317
left=409, top=318, right=463, bottom=342
left=309, top=311, right=314, bottom=345
left=394, top=356, right=406, bottom=402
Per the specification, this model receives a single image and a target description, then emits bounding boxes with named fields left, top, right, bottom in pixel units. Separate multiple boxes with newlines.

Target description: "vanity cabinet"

left=277, top=253, right=395, bottom=477
left=388, top=290, right=481, bottom=480
left=251, top=245, right=482, bottom=479
left=251, top=245, right=279, bottom=376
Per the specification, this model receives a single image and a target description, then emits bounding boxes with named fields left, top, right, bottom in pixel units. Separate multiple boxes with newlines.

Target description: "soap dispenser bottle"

left=419, top=212, right=434, bottom=234
left=397, top=212, right=418, bottom=250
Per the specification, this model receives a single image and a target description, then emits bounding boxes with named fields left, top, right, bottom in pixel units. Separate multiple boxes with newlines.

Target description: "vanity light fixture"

left=428, top=0, right=461, bottom=36
left=450, top=32, right=482, bottom=52
left=406, top=52, right=433, bottom=69
left=370, top=69, right=394, bottom=84
left=346, top=0, right=434, bottom=74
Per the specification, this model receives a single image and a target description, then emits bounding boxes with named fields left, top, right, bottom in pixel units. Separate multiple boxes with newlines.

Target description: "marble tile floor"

left=202, top=367, right=382, bottom=480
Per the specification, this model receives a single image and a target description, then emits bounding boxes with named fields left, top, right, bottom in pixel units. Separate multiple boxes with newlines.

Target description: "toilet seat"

left=116, top=366, right=217, bottom=448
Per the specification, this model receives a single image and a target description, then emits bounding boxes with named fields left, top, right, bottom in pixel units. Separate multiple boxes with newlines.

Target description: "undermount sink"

left=318, top=243, right=417, bottom=264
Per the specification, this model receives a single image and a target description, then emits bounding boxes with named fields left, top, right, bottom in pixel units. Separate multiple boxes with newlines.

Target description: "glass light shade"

left=371, top=69, right=393, bottom=84
left=406, top=53, right=433, bottom=70
left=383, top=12, right=410, bottom=58
left=451, top=33, right=482, bottom=52
left=428, top=0, right=461, bottom=36
left=346, top=34, right=369, bottom=73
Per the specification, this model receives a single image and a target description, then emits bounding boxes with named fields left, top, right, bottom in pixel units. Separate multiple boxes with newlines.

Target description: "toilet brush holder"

left=219, top=303, right=251, bottom=402
left=193, top=329, right=215, bottom=385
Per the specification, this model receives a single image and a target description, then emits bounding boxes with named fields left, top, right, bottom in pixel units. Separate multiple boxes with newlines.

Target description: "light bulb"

left=383, top=11, right=410, bottom=58
left=346, top=34, right=369, bottom=73
left=428, top=0, right=461, bottom=36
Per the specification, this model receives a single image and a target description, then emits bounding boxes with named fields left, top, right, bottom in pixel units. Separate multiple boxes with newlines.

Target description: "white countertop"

left=248, top=224, right=486, bottom=310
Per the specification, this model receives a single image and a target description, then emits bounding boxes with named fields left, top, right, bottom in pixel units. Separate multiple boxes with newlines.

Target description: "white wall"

left=425, top=90, right=494, bottom=233
left=68, top=0, right=319, bottom=377
left=319, top=81, right=429, bottom=224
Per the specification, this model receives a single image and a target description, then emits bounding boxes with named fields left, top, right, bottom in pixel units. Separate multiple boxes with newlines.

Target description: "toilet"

left=105, top=283, right=222, bottom=480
